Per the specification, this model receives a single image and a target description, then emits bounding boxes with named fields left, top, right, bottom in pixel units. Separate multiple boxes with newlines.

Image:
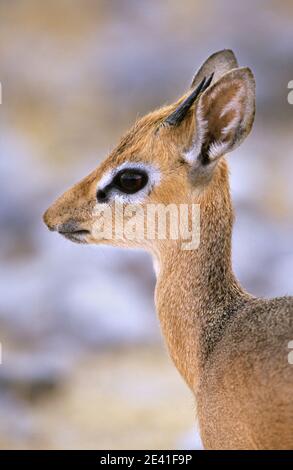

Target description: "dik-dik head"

left=43, top=50, right=255, bottom=253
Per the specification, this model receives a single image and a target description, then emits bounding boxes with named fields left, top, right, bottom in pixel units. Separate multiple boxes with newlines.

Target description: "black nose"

left=57, top=221, right=90, bottom=235
left=57, top=221, right=77, bottom=233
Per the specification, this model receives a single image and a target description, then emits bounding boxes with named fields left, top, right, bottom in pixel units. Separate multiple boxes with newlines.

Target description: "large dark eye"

left=114, top=169, right=148, bottom=194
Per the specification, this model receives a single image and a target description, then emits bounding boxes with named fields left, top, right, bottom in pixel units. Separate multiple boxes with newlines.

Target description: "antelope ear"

left=186, top=67, right=255, bottom=174
left=191, top=49, right=238, bottom=89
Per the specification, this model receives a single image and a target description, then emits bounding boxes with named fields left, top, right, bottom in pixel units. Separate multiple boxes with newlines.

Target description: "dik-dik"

left=44, top=50, right=293, bottom=449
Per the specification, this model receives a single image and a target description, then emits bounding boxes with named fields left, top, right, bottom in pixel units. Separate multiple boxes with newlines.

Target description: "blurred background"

left=0, top=0, right=293, bottom=450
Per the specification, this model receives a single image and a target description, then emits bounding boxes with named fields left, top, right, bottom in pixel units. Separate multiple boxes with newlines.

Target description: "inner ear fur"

left=190, top=67, right=255, bottom=167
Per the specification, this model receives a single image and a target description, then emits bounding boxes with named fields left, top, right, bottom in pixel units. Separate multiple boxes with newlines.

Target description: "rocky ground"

left=0, top=345, right=198, bottom=450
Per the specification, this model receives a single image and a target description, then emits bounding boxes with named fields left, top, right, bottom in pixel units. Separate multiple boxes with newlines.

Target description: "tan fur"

left=43, top=50, right=293, bottom=449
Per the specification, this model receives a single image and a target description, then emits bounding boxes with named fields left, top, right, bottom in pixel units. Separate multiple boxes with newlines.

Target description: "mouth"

left=58, top=229, right=90, bottom=244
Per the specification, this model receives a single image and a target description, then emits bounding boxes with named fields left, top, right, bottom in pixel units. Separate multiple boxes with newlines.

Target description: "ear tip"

left=191, top=49, right=239, bottom=89
left=223, top=66, right=255, bottom=85
left=218, top=48, right=236, bottom=57
left=212, top=48, right=238, bottom=66
left=236, top=67, right=256, bottom=87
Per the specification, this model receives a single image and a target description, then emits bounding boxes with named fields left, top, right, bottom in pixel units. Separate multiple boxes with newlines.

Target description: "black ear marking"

left=164, top=73, right=214, bottom=127
left=198, top=133, right=219, bottom=166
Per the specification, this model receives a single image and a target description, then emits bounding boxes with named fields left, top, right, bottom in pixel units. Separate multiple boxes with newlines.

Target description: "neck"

left=154, top=162, right=250, bottom=391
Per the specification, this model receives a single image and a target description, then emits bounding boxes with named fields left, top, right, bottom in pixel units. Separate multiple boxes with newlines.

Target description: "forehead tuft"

left=109, top=106, right=173, bottom=162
